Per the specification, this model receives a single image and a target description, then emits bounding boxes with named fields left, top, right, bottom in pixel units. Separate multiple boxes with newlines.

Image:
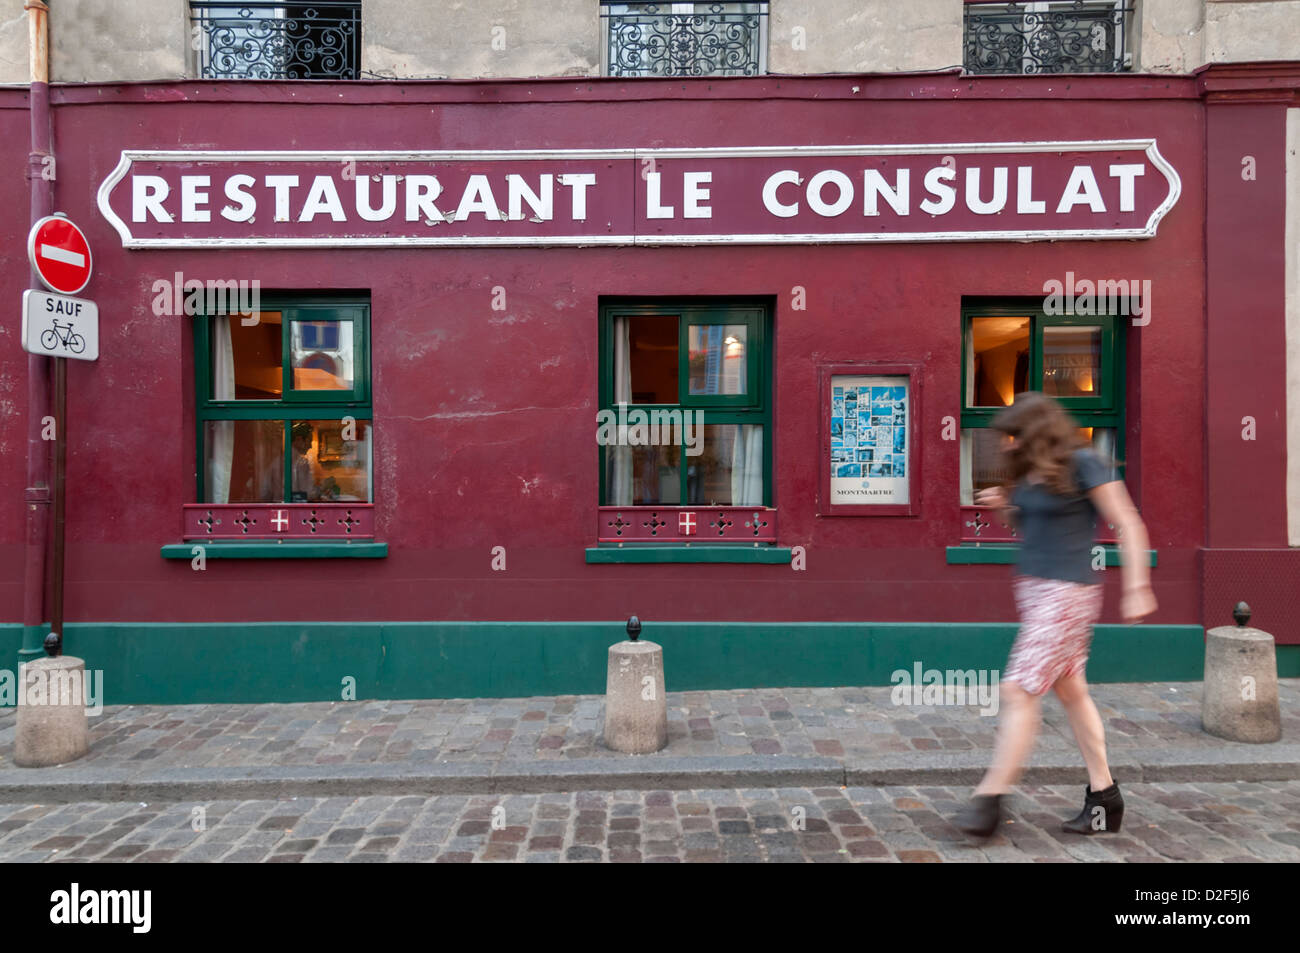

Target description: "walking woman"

left=953, top=391, right=1157, bottom=840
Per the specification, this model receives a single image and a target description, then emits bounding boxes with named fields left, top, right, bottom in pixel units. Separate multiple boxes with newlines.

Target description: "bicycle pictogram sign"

left=40, top=319, right=86, bottom=355
left=22, top=289, right=99, bottom=362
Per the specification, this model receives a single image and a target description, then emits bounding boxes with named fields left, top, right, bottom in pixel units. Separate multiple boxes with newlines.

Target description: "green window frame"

left=960, top=299, right=1126, bottom=501
left=193, top=294, right=372, bottom=503
left=598, top=300, right=773, bottom=507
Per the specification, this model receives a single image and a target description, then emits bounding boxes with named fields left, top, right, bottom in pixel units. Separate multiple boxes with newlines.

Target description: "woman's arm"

left=1088, top=479, right=1157, bottom=623
left=974, top=485, right=1018, bottom=530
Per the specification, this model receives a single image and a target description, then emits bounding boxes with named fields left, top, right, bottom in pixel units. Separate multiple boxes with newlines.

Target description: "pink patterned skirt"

left=1004, top=574, right=1105, bottom=696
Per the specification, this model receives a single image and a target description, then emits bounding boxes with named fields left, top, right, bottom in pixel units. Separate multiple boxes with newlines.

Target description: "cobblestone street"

left=3, top=781, right=1298, bottom=863
left=4, top=683, right=1297, bottom=863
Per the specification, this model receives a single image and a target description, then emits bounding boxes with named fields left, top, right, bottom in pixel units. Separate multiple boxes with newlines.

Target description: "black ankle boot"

left=1062, top=781, right=1124, bottom=834
left=953, top=794, right=1004, bottom=839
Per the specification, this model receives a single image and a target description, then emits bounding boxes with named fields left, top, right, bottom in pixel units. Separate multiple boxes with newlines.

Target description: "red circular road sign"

left=28, top=214, right=93, bottom=295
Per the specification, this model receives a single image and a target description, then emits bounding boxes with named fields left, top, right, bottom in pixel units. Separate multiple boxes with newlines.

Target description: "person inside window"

left=292, top=421, right=343, bottom=502
left=290, top=422, right=318, bottom=502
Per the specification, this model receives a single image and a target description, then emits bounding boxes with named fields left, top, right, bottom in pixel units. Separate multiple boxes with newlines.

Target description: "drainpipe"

left=19, top=0, right=52, bottom=666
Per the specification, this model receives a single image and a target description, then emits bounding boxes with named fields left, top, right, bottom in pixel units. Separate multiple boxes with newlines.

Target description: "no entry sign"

left=28, top=214, right=93, bottom=295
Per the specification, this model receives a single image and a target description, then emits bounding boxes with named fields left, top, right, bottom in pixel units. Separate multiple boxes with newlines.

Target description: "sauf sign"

left=23, top=214, right=100, bottom=361
left=98, top=141, right=1180, bottom=248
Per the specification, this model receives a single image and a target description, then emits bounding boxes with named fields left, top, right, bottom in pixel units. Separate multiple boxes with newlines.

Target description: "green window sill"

left=946, top=543, right=1157, bottom=567
left=162, top=541, right=388, bottom=559
left=586, top=545, right=793, bottom=564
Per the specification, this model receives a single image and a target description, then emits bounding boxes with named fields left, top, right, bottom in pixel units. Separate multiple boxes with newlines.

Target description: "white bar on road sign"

left=22, top=289, right=99, bottom=362
left=39, top=243, right=87, bottom=267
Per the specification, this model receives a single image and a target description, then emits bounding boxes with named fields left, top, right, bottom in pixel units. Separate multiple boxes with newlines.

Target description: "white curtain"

left=209, top=315, right=236, bottom=503
left=358, top=423, right=374, bottom=501
left=730, top=424, right=763, bottom=506
left=607, top=316, right=633, bottom=505
left=1092, top=427, right=1118, bottom=481
left=959, top=431, right=973, bottom=505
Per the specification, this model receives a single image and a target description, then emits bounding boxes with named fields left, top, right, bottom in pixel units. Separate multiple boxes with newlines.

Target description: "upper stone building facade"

left=1, top=1, right=1297, bottom=85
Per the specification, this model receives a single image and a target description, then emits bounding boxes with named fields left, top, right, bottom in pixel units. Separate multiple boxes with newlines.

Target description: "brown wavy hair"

left=990, top=391, right=1119, bottom=497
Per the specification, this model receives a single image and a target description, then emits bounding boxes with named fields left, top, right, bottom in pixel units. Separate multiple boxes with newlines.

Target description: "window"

left=190, top=2, right=362, bottom=79
left=964, top=1, right=1133, bottom=75
left=601, top=2, right=769, bottom=77
left=599, top=302, right=770, bottom=510
left=194, top=298, right=372, bottom=505
left=960, top=301, right=1124, bottom=505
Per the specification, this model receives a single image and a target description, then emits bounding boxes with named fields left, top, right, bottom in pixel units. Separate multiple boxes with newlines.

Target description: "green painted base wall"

left=0, top=620, right=1273, bottom=707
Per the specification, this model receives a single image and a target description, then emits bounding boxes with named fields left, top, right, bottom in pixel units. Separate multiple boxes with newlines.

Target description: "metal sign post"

left=24, top=214, right=96, bottom=658
left=50, top=354, right=65, bottom=656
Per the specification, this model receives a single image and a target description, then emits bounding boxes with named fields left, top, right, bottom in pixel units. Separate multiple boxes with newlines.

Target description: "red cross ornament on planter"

left=678, top=511, right=697, bottom=536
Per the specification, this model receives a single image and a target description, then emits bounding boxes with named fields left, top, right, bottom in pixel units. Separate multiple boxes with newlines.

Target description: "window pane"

left=611, top=443, right=681, bottom=505
left=626, top=314, right=679, bottom=404
left=965, top=2, right=1128, bottom=75
left=213, top=310, right=283, bottom=400
left=688, top=324, right=748, bottom=395
left=605, top=2, right=768, bottom=78
left=1080, top=426, right=1119, bottom=482
left=968, top=428, right=1014, bottom=497
left=687, top=424, right=763, bottom=505
left=963, top=426, right=1116, bottom=503
left=291, top=320, right=354, bottom=391
left=291, top=419, right=372, bottom=502
left=968, top=315, right=1029, bottom=407
left=1043, top=325, right=1102, bottom=398
left=196, top=5, right=286, bottom=79
left=192, top=2, right=362, bottom=80
left=205, top=419, right=284, bottom=503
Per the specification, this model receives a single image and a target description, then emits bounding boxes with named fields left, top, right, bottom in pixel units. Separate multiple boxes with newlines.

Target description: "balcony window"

left=190, top=2, right=362, bottom=79
left=601, top=2, right=768, bottom=77
left=964, top=1, right=1133, bottom=74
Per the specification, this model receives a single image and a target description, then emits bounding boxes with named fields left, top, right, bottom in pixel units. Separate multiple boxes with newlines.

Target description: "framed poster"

left=819, top=363, right=921, bottom=516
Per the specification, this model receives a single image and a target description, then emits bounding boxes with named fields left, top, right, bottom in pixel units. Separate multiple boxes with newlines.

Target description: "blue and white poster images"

left=830, top=375, right=909, bottom=505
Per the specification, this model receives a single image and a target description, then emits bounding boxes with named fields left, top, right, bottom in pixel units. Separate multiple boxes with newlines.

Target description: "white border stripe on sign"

left=96, top=140, right=1183, bottom=248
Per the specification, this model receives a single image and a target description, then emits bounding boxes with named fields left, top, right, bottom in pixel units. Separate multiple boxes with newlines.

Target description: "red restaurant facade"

left=2, top=64, right=1297, bottom=704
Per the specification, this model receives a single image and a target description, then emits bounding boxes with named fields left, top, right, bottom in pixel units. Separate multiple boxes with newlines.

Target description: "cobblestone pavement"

left=1, top=781, right=1298, bottom=863
left=4, top=682, right=1295, bottom=774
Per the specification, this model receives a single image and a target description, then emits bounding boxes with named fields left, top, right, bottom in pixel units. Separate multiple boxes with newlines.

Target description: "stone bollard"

left=603, top=616, right=668, bottom=754
left=1202, top=602, right=1282, bottom=744
left=14, top=640, right=91, bottom=767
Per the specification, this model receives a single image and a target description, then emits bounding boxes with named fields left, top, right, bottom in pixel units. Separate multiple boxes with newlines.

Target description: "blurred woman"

left=952, top=392, right=1156, bottom=840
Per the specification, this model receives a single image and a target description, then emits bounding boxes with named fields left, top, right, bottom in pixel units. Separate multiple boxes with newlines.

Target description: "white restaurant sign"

left=97, top=140, right=1180, bottom=248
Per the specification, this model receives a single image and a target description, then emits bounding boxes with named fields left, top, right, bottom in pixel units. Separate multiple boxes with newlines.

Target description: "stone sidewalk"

left=1, top=681, right=1297, bottom=802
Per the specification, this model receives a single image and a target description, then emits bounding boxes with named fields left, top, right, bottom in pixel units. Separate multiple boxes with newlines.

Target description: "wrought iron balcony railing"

left=964, top=1, right=1133, bottom=75
left=190, top=2, right=361, bottom=80
left=601, top=2, right=768, bottom=78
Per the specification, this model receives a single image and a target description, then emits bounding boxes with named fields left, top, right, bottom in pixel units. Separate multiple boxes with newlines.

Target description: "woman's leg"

left=1053, top=670, right=1113, bottom=792
left=973, top=680, right=1042, bottom=795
